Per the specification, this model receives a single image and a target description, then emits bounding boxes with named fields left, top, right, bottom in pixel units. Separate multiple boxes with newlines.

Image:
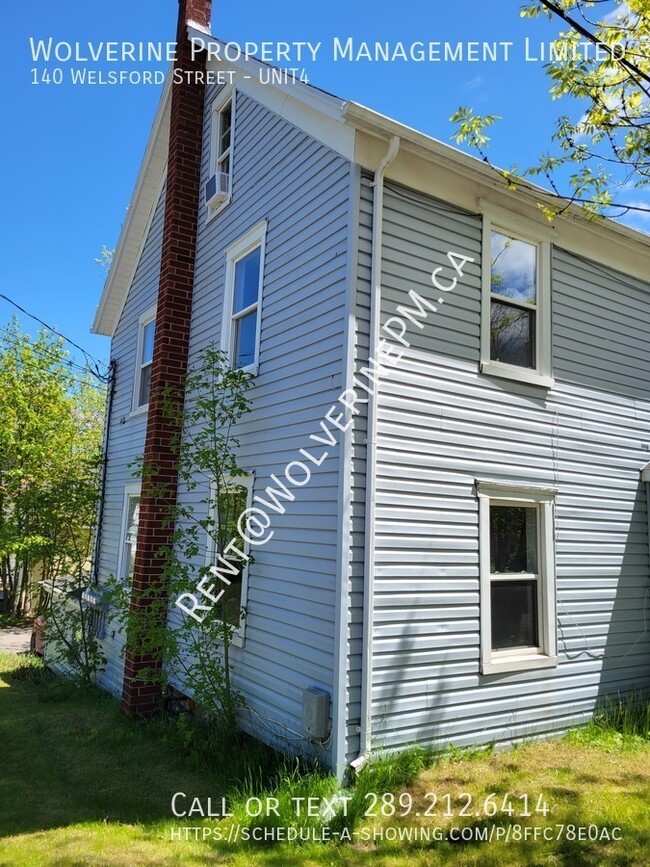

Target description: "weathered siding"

left=95, top=181, right=166, bottom=697
left=367, top=180, right=650, bottom=750
left=166, top=88, right=352, bottom=761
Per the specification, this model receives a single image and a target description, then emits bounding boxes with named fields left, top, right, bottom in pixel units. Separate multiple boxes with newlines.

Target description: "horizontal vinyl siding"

left=166, top=89, right=351, bottom=763
left=369, top=180, right=650, bottom=750
left=95, top=181, right=165, bottom=697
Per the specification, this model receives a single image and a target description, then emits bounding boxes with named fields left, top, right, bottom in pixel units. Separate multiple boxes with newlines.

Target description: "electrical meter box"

left=302, top=687, right=330, bottom=739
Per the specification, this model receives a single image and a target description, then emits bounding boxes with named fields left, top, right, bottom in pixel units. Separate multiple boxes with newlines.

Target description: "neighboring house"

left=92, top=0, right=650, bottom=779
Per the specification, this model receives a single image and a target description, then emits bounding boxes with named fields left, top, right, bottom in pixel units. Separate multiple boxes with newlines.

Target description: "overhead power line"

left=0, top=292, right=110, bottom=382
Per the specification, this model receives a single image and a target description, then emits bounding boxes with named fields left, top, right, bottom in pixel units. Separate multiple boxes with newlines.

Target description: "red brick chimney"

left=121, top=0, right=212, bottom=715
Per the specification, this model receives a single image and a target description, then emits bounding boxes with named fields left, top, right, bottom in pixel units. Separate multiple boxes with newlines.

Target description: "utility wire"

left=0, top=292, right=110, bottom=382
left=0, top=326, right=103, bottom=380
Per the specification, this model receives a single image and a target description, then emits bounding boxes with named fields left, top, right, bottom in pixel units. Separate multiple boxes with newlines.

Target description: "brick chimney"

left=121, top=0, right=212, bottom=715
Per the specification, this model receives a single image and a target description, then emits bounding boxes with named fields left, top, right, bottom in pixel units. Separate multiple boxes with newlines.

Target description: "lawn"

left=0, top=651, right=648, bottom=866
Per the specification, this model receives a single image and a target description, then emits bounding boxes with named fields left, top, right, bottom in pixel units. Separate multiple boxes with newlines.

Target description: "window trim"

left=132, top=304, right=156, bottom=415
left=480, top=204, right=554, bottom=388
left=206, top=88, right=235, bottom=220
left=221, top=221, right=267, bottom=374
left=117, top=484, right=141, bottom=584
left=477, top=479, right=558, bottom=675
left=204, top=473, right=254, bottom=647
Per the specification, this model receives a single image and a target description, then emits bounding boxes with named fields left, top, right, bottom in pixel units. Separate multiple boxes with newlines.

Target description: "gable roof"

left=92, top=28, right=650, bottom=337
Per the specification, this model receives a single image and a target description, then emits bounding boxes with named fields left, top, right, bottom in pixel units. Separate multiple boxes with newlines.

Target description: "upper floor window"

left=216, top=99, right=232, bottom=177
left=206, top=92, right=234, bottom=213
left=133, top=305, right=156, bottom=411
left=221, top=222, right=267, bottom=372
left=480, top=205, right=553, bottom=388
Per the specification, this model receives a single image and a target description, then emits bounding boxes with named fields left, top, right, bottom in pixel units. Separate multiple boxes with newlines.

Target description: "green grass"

left=1, top=651, right=649, bottom=866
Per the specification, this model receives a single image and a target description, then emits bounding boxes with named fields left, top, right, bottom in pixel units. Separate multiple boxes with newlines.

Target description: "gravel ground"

left=0, top=627, right=32, bottom=654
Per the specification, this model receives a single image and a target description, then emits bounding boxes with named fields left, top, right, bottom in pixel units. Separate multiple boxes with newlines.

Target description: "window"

left=206, top=475, right=253, bottom=642
left=207, top=92, right=234, bottom=214
left=222, top=222, right=267, bottom=372
left=118, top=486, right=141, bottom=582
left=133, top=306, right=156, bottom=411
left=490, top=231, right=537, bottom=368
left=216, top=99, right=232, bottom=177
left=480, top=205, right=553, bottom=387
left=477, top=480, right=558, bottom=674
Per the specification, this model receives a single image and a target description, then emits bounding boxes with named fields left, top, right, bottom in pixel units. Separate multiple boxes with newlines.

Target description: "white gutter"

left=351, top=135, right=400, bottom=774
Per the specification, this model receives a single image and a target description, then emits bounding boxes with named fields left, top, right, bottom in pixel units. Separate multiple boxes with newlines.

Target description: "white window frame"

left=207, top=88, right=235, bottom=220
left=205, top=474, right=254, bottom=647
left=117, top=484, right=141, bottom=583
left=132, top=304, right=156, bottom=415
left=480, top=202, right=554, bottom=388
left=477, top=479, right=558, bottom=674
left=221, top=221, right=267, bottom=374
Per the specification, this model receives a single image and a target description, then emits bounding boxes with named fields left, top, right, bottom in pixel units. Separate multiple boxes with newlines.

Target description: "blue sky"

left=0, top=0, right=637, bottom=369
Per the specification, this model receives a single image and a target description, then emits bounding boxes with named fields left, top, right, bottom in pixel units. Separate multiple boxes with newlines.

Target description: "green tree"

left=452, top=0, right=650, bottom=218
left=108, top=346, right=253, bottom=730
left=0, top=318, right=104, bottom=625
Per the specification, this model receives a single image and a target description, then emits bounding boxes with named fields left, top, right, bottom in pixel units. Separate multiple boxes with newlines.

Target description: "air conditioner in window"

left=205, top=171, right=230, bottom=208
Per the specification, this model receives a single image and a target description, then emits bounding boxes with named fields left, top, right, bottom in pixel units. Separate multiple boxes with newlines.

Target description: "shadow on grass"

left=0, top=655, right=302, bottom=840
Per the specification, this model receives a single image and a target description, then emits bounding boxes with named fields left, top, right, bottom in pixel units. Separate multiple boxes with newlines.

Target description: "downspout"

left=351, top=135, right=400, bottom=773
left=92, top=359, right=116, bottom=584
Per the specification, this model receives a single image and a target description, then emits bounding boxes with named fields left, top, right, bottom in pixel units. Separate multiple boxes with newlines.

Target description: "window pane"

left=219, top=102, right=232, bottom=155
left=218, top=153, right=230, bottom=176
left=490, top=300, right=535, bottom=368
left=233, top=247, right=261, bottom=313
left=491, top=230, right=537, bottom=305
left=138, top=362, right=152, bottom=406
left=214, top=485, right=248, bottom=625
left=142, top=320, right=155, bottom=364
left=125, top=496, right=140, bottom=581
left=216, top=486, right=248, bottom=543
left=234, top=310, right=257, bottom=368
left=490, top=505, right=538, bottom=574
left=491, top=579, right=539, bottom=649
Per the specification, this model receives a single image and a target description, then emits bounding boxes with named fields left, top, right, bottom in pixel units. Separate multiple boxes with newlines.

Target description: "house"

left=92, top=0, right=650, bottom=780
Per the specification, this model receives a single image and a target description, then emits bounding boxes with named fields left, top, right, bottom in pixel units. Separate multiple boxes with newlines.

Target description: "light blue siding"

left=166, top=88, right=352, bottom=762
left=364, top=180, right=650, bottom=751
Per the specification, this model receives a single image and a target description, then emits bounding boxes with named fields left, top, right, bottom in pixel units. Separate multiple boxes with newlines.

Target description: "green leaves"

left=450, top=107, right=502, bottom=148
left=452, top=0, right=650, bottom=216
left=0, top=317, right=104, bottom=618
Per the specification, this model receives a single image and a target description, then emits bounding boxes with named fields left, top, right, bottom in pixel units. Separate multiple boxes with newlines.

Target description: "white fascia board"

left=91, top=73, right=172, bottom=336
left=344, top=101, right=650, bottom=283
left=188, top=28, right=355, bottom=162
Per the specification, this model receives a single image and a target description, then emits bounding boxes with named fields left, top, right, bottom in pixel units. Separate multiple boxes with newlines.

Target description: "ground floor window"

left=477, top=479, right=558, bottom=674
left=118, top=485, right=141, bottom=582
left=206, top=475, right=253, bottom=640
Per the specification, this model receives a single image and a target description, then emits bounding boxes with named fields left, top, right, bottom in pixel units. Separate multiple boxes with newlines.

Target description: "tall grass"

left=567, top=689, right=650, bottom=749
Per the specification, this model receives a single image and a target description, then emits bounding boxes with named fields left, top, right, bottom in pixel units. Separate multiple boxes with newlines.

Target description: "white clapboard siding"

left=363, top=180, right=650, bottom=753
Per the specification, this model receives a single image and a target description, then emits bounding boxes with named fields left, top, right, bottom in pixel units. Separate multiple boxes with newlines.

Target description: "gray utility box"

left=302, top=687, right=330, bottom=739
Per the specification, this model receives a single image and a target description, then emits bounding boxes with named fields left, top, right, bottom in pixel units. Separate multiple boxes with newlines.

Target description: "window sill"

left=480, top=360, right=554, bottom=389
left=482, top=652, right=558, bottom=675
left=205, top=196, right=232, bottom=223
left=129, top=404, right=149, bottom=419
